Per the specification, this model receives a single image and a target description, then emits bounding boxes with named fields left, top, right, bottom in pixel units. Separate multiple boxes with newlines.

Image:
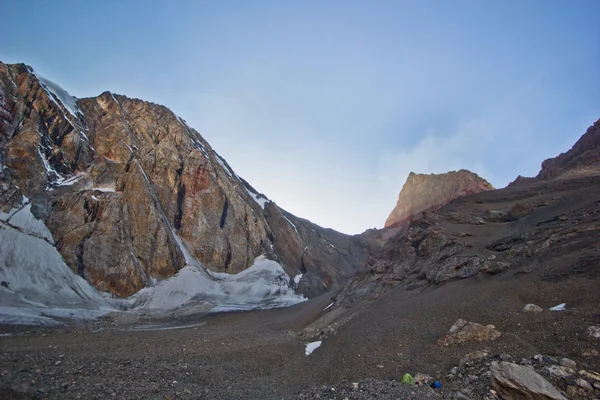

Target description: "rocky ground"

left=2, top=171, right=600, bottom=399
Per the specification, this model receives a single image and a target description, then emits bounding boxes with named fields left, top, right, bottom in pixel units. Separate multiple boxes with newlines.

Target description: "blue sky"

left=2, top=0, right=599, bottom=234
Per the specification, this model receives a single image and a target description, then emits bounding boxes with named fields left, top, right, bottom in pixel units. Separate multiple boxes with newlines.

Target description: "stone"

left=546, top=365, right=573, bottom=377
left=559, top=358, right=576, bottom=370
left=459, top=351, right=489, bottom=369
left=524, top=304, right=543, bottom=313
left=575, top=378, right=592, bottom=391
left=437, top=319, right=501, bottom=346
left=587, top=325, right=600, bottom=338
left=484, top=210, right=510, bottom=223
left=508, top=202, right=534, bottom=220
left=491, top=361, right=567, bottom=400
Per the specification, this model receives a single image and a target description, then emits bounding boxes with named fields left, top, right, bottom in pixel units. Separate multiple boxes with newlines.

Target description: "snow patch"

left=323, top=302, right=334, bottom=311
left=56, top=174, right=83, bottom=187
left=215, top=154, right=234, bottom=178
left=305, top=341, right=322, bottom=356
left=550, top=303, right=566, bottom=311
left=124, top=256, right=306, bottom=312
left=8, top=203, right=54, bottom=243
left=0, top=225, right=112, bottom=326
left=245, top=187, right=269, bottom=209
left=294, top=273, right=303, bottom=286
left=31, top=69, right=81, bottom=117
left=90, top=186, right=116, bottom=193
left=284, top=216, right=299, bottom=234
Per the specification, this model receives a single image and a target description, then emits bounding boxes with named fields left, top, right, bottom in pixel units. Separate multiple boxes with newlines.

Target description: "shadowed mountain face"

left=0, top=62, right=369, bottom=299
left=384, top=169, right=494, bottom=228
left=510, top=118, right=600, bottom=186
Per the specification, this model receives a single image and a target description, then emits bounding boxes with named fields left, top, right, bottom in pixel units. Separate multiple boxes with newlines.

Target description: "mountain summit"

left=384, top=169, right=494, bottom=228
left=0, top=62, right=368, bottom=315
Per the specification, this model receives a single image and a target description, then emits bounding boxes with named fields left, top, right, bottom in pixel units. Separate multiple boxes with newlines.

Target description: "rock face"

left=490, top=361, right=567, bottom=400
left=437, top=319, right=501, bottom=346
left=384, top=170, right=494, bottom=228
left=0, top=62, right=369, bottom=298
left=510, top=118, right=600, bottom=186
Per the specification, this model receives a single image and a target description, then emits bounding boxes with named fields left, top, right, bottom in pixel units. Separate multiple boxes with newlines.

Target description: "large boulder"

left=490, top=361, right=567, bottom=400
left=437, top=319, right=501, bottom=346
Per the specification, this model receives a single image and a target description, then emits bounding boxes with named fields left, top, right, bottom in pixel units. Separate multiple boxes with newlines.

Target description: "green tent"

left=401, top=373, right=415, bottom=384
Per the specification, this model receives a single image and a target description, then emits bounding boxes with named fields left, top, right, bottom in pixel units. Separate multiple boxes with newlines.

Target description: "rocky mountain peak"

left=384, top=169, right=494, bottom=228
left=0, top=61, right=369, bottom=303
left=509, top=118, right=600, bottom=186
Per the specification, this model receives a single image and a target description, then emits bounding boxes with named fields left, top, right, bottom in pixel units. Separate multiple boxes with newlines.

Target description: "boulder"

left=524, top=304, right=543, bottom=313
left=587, top=325, right=600, bottom=338
left=437, top=319, right=501, bottom=346
left=559, top=358, right=576, bottom=370
left=490, top=361, right=567, bottom=400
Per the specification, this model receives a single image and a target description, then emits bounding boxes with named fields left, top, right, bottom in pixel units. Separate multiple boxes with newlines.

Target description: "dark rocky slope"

left=510, top=118, right=600, bottom=185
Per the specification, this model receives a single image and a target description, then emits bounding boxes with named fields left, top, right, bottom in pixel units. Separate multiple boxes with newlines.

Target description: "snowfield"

left=0, top=214, right=306, bottom=325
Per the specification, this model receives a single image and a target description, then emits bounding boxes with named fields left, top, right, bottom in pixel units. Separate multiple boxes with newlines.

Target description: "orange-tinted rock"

left=385, top=170, right=494, bottom=228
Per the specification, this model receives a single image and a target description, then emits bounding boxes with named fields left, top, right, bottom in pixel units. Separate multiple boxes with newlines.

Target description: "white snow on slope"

left=8, top=203, right=54, bottom=243
left=305, top=341, right=322, bottom=356
left=550, top=303, right=566, bottom=311
left=90, top=186, right=116, bottom=193
left=125, top=256, right=306, bottom=312
left=0, top=225, right=112, bottom=325
left=0, top=200, right=306, bottom=325
left=294, top=273, right=303, bottom=286
left=31, top=69, right=81, bottom=117
left=284, top=216, right=299, bottom=234
left=245, top=187, right=269, bottom=209
left=215, top=154, right=234, bottom=178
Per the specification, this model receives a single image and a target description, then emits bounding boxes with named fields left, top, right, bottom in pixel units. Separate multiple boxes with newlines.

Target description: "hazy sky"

left=2, top=0, right=600, bottom=234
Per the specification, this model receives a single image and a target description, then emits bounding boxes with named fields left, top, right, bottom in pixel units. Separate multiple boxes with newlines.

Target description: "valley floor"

left=1, top=270, right=599, bottom=399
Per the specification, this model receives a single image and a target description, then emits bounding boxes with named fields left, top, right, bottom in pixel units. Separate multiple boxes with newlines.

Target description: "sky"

left=2, top=0, right=600, bottom=234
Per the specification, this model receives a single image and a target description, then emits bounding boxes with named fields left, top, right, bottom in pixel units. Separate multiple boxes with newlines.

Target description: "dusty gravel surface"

left=1, top=271, right=599, bottom=399
left=2, top=176, right=600, bottom=399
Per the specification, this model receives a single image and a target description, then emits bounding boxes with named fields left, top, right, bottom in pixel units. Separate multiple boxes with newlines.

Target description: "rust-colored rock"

left=437, top=319, right=501, bottom=346
left=385, top=170, right=494, bottom=228
left=0, top=61, right=369, bottom=298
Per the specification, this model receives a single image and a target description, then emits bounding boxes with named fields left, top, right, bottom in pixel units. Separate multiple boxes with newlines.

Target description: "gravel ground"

left=1, top=271, right=599, bottom=399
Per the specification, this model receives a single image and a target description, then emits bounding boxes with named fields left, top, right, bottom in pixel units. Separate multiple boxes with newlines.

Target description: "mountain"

left=0, top=62, right=369, bottom=319
left=384, top=169, right=494, bottom=228
left=510, top=118, right=600, bottom=185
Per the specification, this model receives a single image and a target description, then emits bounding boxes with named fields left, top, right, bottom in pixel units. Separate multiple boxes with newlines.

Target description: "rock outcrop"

left=384, top=170, right=494, bottom=228
left=491, top=361, right=567, bottom=400
left=437, top=319, right=501, bottom=346
left=0, top=62, right=369, bottom=298
left=510, top=118, right=600, bottom=186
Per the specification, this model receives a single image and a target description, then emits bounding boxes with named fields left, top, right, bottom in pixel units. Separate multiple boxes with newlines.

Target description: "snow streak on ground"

left=305, top=341, right=322, bottom=356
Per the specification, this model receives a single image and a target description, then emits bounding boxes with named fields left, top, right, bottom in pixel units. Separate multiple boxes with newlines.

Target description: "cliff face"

left=384, top=170, right=494, bottom=228
left=510, top=119, right=600, bottom=186
left=0, top=62, right=368, bottom=298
